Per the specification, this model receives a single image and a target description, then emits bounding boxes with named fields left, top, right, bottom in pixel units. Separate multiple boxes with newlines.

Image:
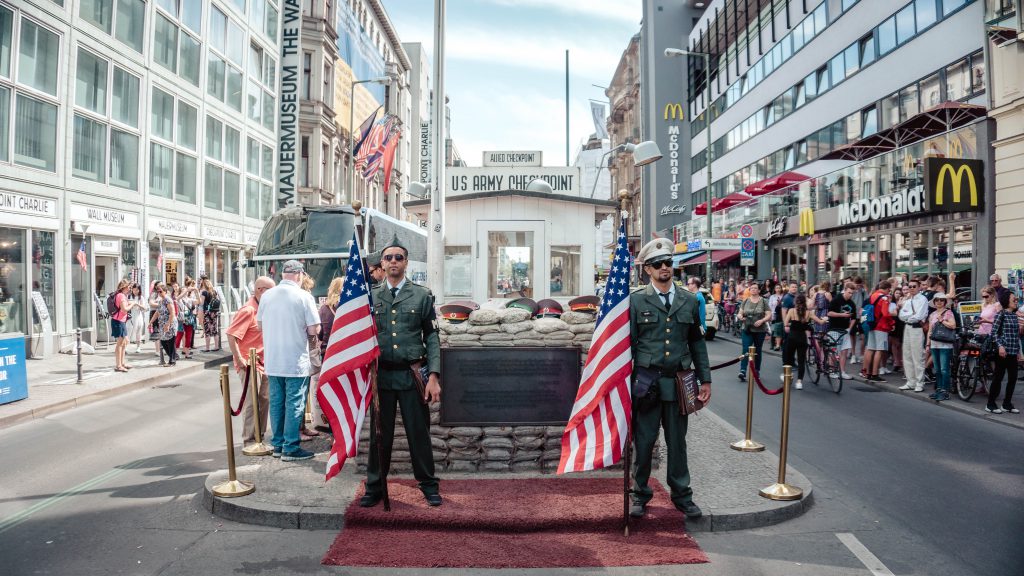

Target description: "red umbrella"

left=744, top=171, right=809, bottom=196
left=693, top=192, right=754, bottom=215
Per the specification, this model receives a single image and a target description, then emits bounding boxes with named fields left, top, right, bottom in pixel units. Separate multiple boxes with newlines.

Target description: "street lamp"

left=588, top=140, right=662, bottom=199
left=665, top=47, right=713, bottom=283
left=348, top=76, right=395, bottom=205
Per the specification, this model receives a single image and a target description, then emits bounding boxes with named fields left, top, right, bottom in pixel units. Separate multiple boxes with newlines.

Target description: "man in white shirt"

left=256, top=260, right=320, bottom=461
left=897, top=279, right=930, bottom=392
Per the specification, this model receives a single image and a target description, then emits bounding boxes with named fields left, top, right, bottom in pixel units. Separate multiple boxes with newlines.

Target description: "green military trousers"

left=631, top=378, right=692, bottom=507
left=365, top=380, right=439, bottom=497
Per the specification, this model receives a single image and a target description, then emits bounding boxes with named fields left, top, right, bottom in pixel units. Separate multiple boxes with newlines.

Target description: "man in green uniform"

left=359, top=240, right=443, bottom=507
left=629, top=238, right=712, bottom=519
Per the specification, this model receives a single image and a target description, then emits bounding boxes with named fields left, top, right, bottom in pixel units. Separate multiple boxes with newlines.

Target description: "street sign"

left=698, top=238, right=742, bottom=250
left=740, top=238, right=756, bottom=267
left=740, top=224, right=754, bottom=238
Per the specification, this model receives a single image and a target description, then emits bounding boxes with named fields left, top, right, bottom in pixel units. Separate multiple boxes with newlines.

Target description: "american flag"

left=76, top=240, right=88, bottom=272
left=354, top=116, right=394, bottom=170
left=558, top=220, right=634, bottom=474
left=362, top=124, right=397, bottom=182
left=316, top=233, right=380, bottom=481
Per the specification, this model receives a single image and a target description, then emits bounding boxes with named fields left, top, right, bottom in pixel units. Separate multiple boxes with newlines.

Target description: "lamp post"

left=665, top=48, right=713, bottom=283
left=348, top=76, right=394, bottom=205
left=588, top=140, right=663, bottom=199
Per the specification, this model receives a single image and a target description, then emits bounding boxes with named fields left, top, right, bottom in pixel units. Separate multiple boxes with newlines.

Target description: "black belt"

left=378, top=358, right=425, bottom=371
left=909, top=322, right=924, bottom=328
left=648, top=366, right=677, bottom=378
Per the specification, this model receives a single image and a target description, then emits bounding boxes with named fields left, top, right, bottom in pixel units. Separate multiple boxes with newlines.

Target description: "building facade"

left=605, top=33, right=643, bottom=249
left=989, top=0, right=1024, bottom=273
left=0, top=0, right=282, bottom=350
left=677, top=0, right=995, bottom=297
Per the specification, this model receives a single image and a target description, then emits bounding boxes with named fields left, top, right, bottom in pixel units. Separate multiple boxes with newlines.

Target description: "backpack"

left=860, top=293, right=883, bottom=333
left=206, top=293, right=221, bottom=314
left=106, top=292, right=119, bottom=316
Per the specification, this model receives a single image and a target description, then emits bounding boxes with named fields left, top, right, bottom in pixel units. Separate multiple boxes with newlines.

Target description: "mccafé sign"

left=837, top=188, right=926, bottom=226
left=925, top=158, right=984, bottom=212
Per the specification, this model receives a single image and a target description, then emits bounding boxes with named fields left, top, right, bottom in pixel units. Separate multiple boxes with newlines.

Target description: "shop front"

left=0, top=191, right=59, bottom=354
left=202, top=223, right=251, bottom=313
left=147, top=216, right=200, bottom=289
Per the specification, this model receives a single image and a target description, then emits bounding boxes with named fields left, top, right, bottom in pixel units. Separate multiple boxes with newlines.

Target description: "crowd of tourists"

left=706, top=272, right=1017, bottom=413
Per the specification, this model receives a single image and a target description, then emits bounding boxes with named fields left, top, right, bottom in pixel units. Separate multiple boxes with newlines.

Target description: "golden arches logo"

left=948, top=138, right=963, bottom=159
left=798, top=208, right=815, bottom=237
left=934, top=163, right=978, bottom=207
left=664, top=102, right=684, bottom=121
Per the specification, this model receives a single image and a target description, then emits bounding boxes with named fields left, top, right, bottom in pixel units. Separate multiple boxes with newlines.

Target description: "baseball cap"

left=282, top=260, right=304, bottom=274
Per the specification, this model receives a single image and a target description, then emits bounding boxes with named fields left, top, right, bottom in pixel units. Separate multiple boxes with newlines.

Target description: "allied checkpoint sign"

left=440, top=347, right=581, bottom=426
left=0, top=337, right=27, bottom=405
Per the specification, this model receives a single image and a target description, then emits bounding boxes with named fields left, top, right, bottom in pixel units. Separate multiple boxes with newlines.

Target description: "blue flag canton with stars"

left=596, top=221, right=632, bottom=327
left=342, top=233, right=370, bottom=307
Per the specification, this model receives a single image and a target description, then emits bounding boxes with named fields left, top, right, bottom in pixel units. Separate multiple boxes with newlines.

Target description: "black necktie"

left=391, top=287, right=399, bottom=299
left=660, top=292, right=670, bottom=310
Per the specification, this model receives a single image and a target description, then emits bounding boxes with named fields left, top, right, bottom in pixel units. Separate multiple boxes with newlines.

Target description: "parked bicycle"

left=808, top=332, right=845, bottom=394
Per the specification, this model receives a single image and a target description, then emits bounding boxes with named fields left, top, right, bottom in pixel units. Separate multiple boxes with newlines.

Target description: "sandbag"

left=500, top=321, right=534, bottom=334
left=468, top=309, right=500, bottom=325
left=568, top=322, right=596, bottom=334
left=533, top=318, right=570, bottom=334
left=468, top=323, right=503, bottom=335
left=499, top=308, right=532, bottom=323
left=561, top=311, right=596, bottom=325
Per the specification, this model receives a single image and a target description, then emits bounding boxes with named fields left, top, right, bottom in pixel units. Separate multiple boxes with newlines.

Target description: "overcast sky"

left=382, top=0, right=643, bottom=167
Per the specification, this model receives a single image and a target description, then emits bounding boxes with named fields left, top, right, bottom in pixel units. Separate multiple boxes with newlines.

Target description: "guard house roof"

left=403, top=189, right=618, bottom=221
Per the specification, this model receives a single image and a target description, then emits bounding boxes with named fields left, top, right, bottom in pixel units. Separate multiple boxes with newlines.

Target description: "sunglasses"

left=647, top=260, right=672, bottom=269
left=382, top=254, right=406, bottom=262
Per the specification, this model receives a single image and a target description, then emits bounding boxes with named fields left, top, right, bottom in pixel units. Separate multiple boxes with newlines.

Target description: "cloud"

left=480, top=0, right=641, bottom=24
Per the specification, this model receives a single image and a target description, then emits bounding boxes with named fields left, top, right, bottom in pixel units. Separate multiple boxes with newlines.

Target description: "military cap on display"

left=448, top=299, right=480, bottom=311
left=637, top=238, right=674, bottom=266
left=506, top=297, right=538, bottom=315
left=535, top=299, right=564, bottom=318
left=568, top=295, right=601, bottom=313
left=439, top=303, right=473, bottom=323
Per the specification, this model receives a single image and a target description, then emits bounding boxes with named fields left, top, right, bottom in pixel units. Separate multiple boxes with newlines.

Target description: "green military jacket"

left=629, top=284, right=713, bottom=400
left=372, top=279, right=441, bottom=391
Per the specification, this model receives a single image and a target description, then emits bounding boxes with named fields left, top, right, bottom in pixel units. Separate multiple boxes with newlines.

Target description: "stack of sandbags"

left=509, top=425, right=547, bottom=471
left=561, top=311, right=597, bottom=352
left=446, top=426, right=483, bottom=472
left=480, top=427, right=514, bottom=472
left=533, top=318, right=574, bottom=347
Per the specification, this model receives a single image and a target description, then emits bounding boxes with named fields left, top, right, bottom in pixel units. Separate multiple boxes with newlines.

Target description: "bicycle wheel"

left=807, top=344, right=822, bottom=386
left=956, top=355, right=977, bottom=401
left=827, top=351, right=843, bottom=394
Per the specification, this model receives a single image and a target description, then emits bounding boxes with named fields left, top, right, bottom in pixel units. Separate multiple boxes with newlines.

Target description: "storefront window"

left=487, top=231, right=533, bottom=299
left=932, top=228, right=950, bottom=280
left=72, top=234, right=92, bottom=329
left=895, top=230, right=929, bottom=278
left=0, top=227, right=24, bottom=334
left=444, top=246, right=471, bottom=298
left=952, top=225, right=973, bottom=299
left=31, top=230, right=55, bottom=336
left=550, top=246, right=580, bottom=297
left=149, top=241, right=162, bottom=286
left=184, top=245, right=195, bottom=280
left=878, top=235, right=892, bottom=282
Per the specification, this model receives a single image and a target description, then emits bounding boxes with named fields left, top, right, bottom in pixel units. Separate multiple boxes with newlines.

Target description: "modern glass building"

left=676, top=0, right=994, bottom=297
left=0, top=0, right=279, bottom=350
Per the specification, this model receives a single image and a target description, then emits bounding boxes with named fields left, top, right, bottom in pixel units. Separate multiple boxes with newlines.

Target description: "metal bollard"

left=75, top=329, right=84, bottom=385
left=759, top=365, right=803, bottom=501
left=242, top=348, right=273, bottom=456
left=731, top=345, right=765, bottom=452
left=212, top=365, right=255, bottom=498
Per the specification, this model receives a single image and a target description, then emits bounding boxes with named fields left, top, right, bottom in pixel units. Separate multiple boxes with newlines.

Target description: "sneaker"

left=913, top=386, right=925, bottom=393
left=1003, top=405, right=1020, bottom=414
left=986, top=405, right=1004, bottom=414
left=928, top=391, right=939, bottom=400
left=880, top=367, right=891, bottom=375
left=272, top=447, right=282, bottom=458
left=795, top=380, right=803, bottom=390
left=281, top=448, right=315, bottom=461
left=899, top=383, right=914, bottom=391
left=840, top=372, right=853, bottom=380
left=738, top=372, right=746, bottom=381
left=868, top=375, right=886, bottom=383
left=935, top=391, right=950, bottom=402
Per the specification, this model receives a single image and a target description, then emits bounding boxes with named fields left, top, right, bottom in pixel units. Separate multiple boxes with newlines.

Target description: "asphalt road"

left=0, top=351, right=1020, bottom=576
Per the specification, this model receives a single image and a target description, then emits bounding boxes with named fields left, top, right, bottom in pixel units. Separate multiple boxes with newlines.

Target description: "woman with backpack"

left=176, top=278, right=198, bottom=359
left=199, top=277, right=221, bottom=352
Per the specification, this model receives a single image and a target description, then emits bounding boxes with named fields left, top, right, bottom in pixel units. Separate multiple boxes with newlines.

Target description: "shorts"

left=111, top=319, right=127, bottom=339
left=828, top=330, right=852, bottom=352
left=866, top=330, right=890, bottom=351
left=771, top=321, right=784, bottom=338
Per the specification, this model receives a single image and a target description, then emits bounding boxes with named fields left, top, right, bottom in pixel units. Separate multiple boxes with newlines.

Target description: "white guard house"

left=404, top=159, right=617, bottom=306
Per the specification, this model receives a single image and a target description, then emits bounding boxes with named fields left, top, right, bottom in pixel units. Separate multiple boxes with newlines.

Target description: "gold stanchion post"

left=213, top=365, right=255, bottom=497
left=760, top=365, right=803, bottom=501
left=731, top=345, right=765, bottom=452
left=243, top=348, right=272, bottom=456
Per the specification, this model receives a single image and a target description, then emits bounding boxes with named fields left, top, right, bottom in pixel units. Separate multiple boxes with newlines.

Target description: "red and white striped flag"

left=316, top=233, right=380, bottom=481
left=558, top=220, right=634, bottom=473
left=76, top=240, right=88, bottom=272
left=354, top=115, right=393, bottom=170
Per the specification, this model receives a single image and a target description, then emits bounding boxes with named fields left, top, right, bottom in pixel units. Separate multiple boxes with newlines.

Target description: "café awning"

left=822, top=102, right=986, bottom=162
left=744, top=171, right=809, bottom=196
left=693, top=192, right=754, bottom=215
left=683, top=250, right=740, bottom=265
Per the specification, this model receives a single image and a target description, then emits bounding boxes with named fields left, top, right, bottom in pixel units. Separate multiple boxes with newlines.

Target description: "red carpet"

left=323, top=478, right=708, bottom=568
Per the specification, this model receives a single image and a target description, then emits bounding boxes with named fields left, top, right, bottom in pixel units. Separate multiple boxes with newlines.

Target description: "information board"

left=0, top=337, right=28, bottom=405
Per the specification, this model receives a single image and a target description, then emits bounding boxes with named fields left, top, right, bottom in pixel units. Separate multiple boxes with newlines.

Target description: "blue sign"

left=740, top=239, right=756, bottom=267
left=687, top=239, right=702, bottom=252
left=0, top=337, right=27, bottom=405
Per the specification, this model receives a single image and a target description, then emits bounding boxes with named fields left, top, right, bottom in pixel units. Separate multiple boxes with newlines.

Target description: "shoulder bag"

left=930, top=311, right=957, bottom=343
left=981, top=312, right=1003, bottom=357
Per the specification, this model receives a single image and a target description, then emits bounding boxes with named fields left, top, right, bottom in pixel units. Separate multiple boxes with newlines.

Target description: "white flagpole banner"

left=591, top=102, right=609, bottom=140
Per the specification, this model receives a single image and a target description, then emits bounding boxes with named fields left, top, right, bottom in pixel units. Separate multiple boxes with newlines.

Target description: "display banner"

left=277, top=0, right=302, bottom=209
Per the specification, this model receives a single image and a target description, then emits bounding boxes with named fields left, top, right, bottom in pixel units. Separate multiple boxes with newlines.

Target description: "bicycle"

left=813, top=332, right=846, bottom=394
left=953, top=331, right=992, bottom=402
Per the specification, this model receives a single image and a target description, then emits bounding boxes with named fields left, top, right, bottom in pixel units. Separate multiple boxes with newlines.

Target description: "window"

left=861, top=106, right=878, bottom=138
left=154, top=8, right=201, bottom=85
left=210, top=6, right=227, bottom=53
left=844, top=44, right=859, bottom=77
left=942, top=0, right=966, bottom=16
left=110, top=130, right=138, bottom=190
left=18, top=20, right=59, bottom=96
left=896, top=4, right=915, bottom=45
left=206, top=116, right=223, bottom=159
left=247, top=80, right=262, bottom=124
left=265, top=3, right=279, bottom=43
left=205, top=163, right=223, bottom=209
left=152, top=88, right=174, bottom=140
left=882, top=92, right=900, bottom=128
left=73, top=114, right=105, bottom=181
left=114, top=0, right=145, bottom=53
left=80, top=0, right=114, bottom=34
left=550, top=246, right=580, bottom=297
left=224, top=125, right=240, bottom=167
left=181, top=0, right=202, bottom=32
left=945, top=60, right=968, bottom=100
left=829, top=53, right=845, bottom=87
left=223, top=170, right=240, bottom=213
left=845, top=111, right=861, bottom=143
left=816, top=65, right=830, bottom=94
left=970, top=52, right=985, bottom=94
left=150, top=90, right=197, bottom=201
left=75, top=49, right=107, bottom=114
left=150, top=143, right=173, bottom=197
left=299, top=135, right=309, bottom=187
left=0, top=88, right=8, bottom=161
left=179, top=34, right=201, bottom=86
left=0, top=7, right=11, bottom=78
left=919, top=73, right=941, bottom=109
left=916, top=0, right=938, bottom=29
left=15, top=95, right=57, bottom=171
left=226, top=20, right=245, bottom=66
left=859, top=34, right=875, bottom=67
left=878, top=17, right=896, bottom=55
left=802, top=73, right=817, bottom=102
left=207, top=55, right=225, bottom=100
left=177, top=102, right=197, bottom=149
left=111, top=68, right=139, bottom=127
left=175, top=152, right=196, bottom=203
left=900, top=83, right=919, bottom=119
left=226, top=66, right=243, bottom=111
left=302, top=52, right=312, bottom=99
left=154, top=15, right=178, bottom=71
left=246, top=178, right=260, bottom=218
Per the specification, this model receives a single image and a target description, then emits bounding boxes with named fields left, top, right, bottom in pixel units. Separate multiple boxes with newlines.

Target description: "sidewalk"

left=0, top=341, right=231, bottom=430
left=202, top=407, right=814, bottom=533
left=715, top=333, right=1024, bottom=432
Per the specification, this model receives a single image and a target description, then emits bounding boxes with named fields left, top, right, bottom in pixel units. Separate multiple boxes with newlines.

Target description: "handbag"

left=674, top=369, right=704, bottom=415
left=930, top=312, right=957, bottom=344
left=981, top=312, right=1003, bottom=356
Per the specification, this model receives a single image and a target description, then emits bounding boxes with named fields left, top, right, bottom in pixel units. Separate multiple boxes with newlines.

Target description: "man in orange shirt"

left=227, top=276, right=276, bottom=444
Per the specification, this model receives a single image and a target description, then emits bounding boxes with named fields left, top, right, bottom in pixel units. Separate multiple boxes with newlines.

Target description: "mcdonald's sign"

left=925, top=158, right=984, bottom=213
left=798, top=208, right=815, bottom=236
left=664, top=102, right=684, bottom=121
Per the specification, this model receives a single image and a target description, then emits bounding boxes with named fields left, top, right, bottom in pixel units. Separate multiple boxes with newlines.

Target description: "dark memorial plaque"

left=440, top=347, right=582, bottom=426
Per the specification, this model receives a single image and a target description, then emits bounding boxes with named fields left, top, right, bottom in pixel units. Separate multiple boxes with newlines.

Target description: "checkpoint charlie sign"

left=447, top=166, right=580, bottom=196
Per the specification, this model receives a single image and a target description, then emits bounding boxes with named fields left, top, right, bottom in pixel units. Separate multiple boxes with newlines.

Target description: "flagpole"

left=427, top=0, right=447, bottom=296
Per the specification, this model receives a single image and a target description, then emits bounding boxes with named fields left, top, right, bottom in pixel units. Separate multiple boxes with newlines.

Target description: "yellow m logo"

left=934, top=163, right=978, bottom=206
left=664, top=102, right=684, bottom=121
left=798, top=208, right=814, bottom=236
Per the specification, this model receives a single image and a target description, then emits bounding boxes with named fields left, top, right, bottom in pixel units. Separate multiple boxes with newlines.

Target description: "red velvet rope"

left=227, top=366, right=251, bottom=417
left=708, top=355, right=745, bottom=371
left=748, top=364, right=784, bottom=396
